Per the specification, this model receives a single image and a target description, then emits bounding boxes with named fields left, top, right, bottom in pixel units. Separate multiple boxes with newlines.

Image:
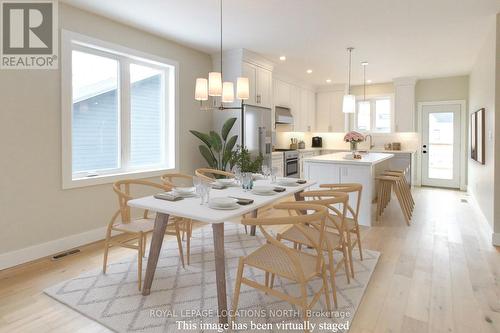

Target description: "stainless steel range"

left=274, top=149, right=299, bottom=178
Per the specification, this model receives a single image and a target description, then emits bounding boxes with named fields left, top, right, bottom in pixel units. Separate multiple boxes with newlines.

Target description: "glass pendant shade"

left=236, top=77, right=249, bottom=100
left=208, top=72, right=222, bottom=96
left=195, top=78, right=208, bottom=101
left=342, top=94, right=356, bottom=113
left=222, top=82, right=234, bottom=103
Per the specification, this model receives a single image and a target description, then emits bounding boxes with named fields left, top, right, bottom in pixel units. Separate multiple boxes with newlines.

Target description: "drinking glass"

left=241, top=173, right=252, bottom=191
left=261, top=165, right=271, bottom=179
left=271, top=167, right=279, bottom=183
left=203, top=183, right=211, bottom=204
left=193, top=176, right=202, bottom=188
left=232, top=165, right=242, bottom=185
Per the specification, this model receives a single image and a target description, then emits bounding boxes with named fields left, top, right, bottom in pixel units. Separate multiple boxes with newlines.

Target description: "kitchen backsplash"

left=275, top=132, right=420, bottom=151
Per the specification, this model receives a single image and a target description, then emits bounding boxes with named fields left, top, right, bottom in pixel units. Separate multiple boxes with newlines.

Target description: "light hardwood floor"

left=0, top=187, right=499, bottom=333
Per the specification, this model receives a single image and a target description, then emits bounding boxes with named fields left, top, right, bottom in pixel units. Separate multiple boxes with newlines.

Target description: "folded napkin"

left=154, top=192, right=184, bottom=201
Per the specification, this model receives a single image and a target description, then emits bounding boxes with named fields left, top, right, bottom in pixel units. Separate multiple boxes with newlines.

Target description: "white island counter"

left=303, top=152, right=394, bottom=226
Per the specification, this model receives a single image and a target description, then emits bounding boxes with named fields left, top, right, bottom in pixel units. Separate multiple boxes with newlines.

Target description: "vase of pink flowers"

left=344, top=131, right=365, bottom=157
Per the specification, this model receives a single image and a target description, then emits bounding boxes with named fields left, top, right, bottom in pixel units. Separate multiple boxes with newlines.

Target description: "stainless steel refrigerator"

left=241, top=105, right=273, bottom=168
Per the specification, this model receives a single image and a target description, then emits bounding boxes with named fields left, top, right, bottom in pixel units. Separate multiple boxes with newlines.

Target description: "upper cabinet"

left=273, top=79, right=291, bottom=107
left=273, top=78, right=315, bottom=132
left=393, top=77, right=417, bottom=132
left=243, top=62, right=272, bottom=109
left=315, top=88, right=346, bottom=132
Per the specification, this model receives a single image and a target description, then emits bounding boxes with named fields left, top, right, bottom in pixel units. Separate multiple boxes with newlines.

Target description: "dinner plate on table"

left=276, top=178, right=299, bottom=186
left=208, top=197, right=239, bottom=210
left=251, top=185, right=276, bottom=196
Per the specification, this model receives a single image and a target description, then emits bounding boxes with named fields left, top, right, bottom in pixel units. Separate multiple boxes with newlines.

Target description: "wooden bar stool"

left=376, top=175, right=411, bottom=226
left=382, top=170, right=414, bottom=215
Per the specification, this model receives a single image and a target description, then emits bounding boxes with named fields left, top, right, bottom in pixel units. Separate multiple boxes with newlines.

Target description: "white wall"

left=468, top=16, right=497, bottom=232
left=0, top=4, right=212, bottom=262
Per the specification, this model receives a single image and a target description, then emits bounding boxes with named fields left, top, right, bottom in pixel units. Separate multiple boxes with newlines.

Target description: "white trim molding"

left=0, top=226, right=114, bottom=270
left=416, top=100, right=467, bottom=190
left=492, top=233, right=500, bottom=246
left=61, top=30, right=180, bottom=189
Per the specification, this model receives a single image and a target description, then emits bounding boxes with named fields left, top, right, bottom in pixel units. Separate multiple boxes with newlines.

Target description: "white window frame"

left=353, top=94, right=395, bottom=134
left=61, top=30, right=179, bottom=189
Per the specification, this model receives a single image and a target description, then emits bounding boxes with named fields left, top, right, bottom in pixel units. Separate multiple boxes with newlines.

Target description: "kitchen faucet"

left=365, top=134, right=375, bottom=149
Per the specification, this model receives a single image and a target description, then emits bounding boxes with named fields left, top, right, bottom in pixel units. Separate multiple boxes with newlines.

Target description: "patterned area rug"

left=45, top=224, right=379, bottom=332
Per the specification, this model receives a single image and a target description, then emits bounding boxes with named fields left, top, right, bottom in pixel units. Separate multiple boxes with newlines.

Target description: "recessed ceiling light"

left=279, top=55, right=286, bottom=61
left=326, top=79, right=332, bottom=83
left=366, top=79, right=372, bottom=83
left=306, top=69, right=312, bottom=74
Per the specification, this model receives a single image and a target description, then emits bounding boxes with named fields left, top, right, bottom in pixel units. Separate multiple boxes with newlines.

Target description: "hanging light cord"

left=220, top=0, right=223, bottom=77
left=363, top=64, right=366, bottom=101
left=347, top=48, right=353, bottom=94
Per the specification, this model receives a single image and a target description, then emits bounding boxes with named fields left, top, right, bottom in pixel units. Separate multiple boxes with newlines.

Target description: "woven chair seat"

left=112, top=218, right=155, bottom=233
left=280, top=225, right=342, bottom=250
left=330, top=215, right=358, bottom=231
left=244, top=243, right=319, bottom=281
left=113, top=217, right=187, bottom=234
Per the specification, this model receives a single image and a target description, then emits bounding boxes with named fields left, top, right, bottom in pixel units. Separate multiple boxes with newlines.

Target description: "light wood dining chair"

left=319, top=183, right=363, bottom=277
left=277, top=191, right=351, bottom=308
left=103, top=179, right=186, bottom=290
left=232, top=203, right=331, bottom=330
left=194, top=168, right=235, bottom=182
left=160, top=173, right=194, bottom=264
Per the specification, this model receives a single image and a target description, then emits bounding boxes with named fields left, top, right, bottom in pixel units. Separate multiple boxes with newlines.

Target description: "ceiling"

left=62, top=0, right=499, bottom=87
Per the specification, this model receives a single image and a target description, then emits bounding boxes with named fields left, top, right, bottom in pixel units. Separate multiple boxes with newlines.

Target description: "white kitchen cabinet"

left=298, top=150, right=320, bottom=178
left=299, top=89, right=316, bottom=132
left=315, top=90, right=345, bottom=132
left=271, top=153, right=284, bottom=177
left=388, top=153, right=412, bottom=184
left=393, top=77, right=417, bottom=132
left=243, top=62, right=272, bottom=108
left=273, top=79, right=291, bottom=107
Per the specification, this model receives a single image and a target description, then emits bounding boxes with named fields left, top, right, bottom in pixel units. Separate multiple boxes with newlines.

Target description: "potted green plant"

left=190, top=118, right=238, bottom=171
left=230, top=146, right=264, bottom=189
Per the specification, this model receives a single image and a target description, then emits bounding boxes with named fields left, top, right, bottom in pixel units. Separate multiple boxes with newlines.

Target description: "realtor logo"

left=1, top=0, right=58, bottom=69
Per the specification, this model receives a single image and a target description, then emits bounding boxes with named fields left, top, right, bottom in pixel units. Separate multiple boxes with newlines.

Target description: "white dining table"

left=127, top=178, right=316, bottom=324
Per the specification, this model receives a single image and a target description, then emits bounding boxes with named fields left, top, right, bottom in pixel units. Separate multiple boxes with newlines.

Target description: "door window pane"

left=428, top=112, right=454, bottom=179
left=357, top=101, right=371, bottom=131
left=72, top=50, right=119, bottom=173
left=129, top=64, right=164, bottom=167
left=375, top=99, right=391, bottom=132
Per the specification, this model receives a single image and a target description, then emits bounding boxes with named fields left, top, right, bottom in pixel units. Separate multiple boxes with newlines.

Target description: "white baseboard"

left=0, top=226, right=108, bottom=270
left=467, top=190, right=497, bottom=246
left=492, top=233, right=500, bottom=246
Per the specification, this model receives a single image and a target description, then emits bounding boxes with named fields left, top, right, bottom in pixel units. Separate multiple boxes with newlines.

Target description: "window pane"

left=428, top=112, right=454, bottom=179
left=357, top=101, right=371, bottom=131
left=130, top=64, right=164, bottom=167
left=72, top=50, right=119, bottom=174
left=375, top=99, right=391, bottom=132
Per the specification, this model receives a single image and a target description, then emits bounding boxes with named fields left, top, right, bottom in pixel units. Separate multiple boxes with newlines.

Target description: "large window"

left=354, top=96, right=393, bottom=133
left=62, top=31, right=177, bottom=188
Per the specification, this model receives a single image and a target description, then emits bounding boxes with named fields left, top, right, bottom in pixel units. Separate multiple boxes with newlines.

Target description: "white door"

left=421, top=103, right=461, bottom=188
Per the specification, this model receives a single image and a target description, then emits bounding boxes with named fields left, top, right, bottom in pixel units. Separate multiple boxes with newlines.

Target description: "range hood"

left=275, top=106, right=293, bottom=124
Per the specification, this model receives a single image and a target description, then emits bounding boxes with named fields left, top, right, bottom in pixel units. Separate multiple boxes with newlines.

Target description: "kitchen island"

left=303, top=152, right=394, bottom=226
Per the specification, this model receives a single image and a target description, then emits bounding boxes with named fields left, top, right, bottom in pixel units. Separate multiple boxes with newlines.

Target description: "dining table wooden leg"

left=212, top=223, right=228, bottom=324
left=249, top=209, right=258, bottom=236
left=142, top=212, right=169, bottom=296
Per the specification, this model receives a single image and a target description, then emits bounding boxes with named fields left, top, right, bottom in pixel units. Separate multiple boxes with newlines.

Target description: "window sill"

left=63, top=167, right=177, bottom=189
